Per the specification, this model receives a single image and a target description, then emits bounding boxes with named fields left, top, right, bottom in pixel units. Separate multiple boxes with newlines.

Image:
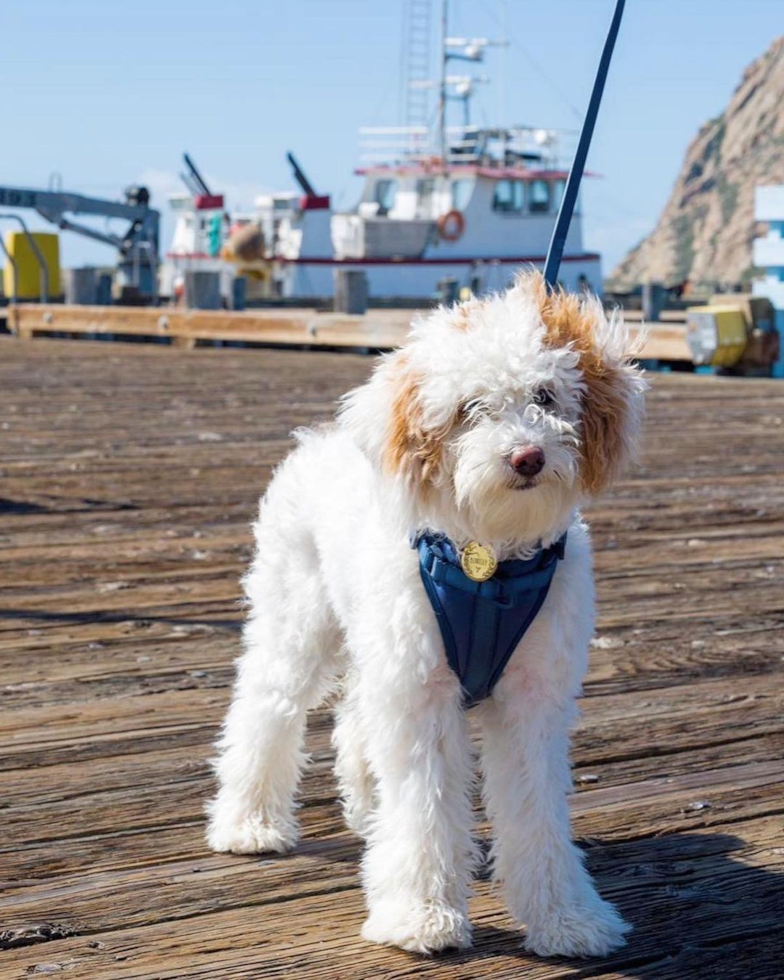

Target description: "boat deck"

left=1, top=337, right=783, bottom=979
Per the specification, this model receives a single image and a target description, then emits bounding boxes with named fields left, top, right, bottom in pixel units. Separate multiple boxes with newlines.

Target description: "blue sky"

left=2, top=0, right=781, bottom=274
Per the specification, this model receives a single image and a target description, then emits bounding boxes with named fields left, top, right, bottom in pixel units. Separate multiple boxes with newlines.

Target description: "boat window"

left=451, top=179, right=473, bottom=211
left=373, top=179, right=398, bottom=214
left=530, top=180, right=551, bottom=213
left=492, top=179, right=525, bottom=213
left=552, top=178, right=566, bottom=210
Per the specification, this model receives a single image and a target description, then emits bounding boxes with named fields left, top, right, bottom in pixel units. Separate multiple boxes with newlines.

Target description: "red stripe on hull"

left=166, top=252, right=601, bottom=266
left=285, top=254, right=600, bottom=266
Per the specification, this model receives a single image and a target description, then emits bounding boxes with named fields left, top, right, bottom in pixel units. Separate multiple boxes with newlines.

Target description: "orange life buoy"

left=437, top=209, right=465, bottom=242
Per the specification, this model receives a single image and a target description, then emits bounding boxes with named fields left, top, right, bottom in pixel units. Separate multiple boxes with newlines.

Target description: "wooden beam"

left=8, top=302, right=693, bottom=362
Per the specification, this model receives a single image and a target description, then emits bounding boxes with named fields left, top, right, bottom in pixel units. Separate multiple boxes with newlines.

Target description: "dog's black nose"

left=510, top=447, right=545, bottom=478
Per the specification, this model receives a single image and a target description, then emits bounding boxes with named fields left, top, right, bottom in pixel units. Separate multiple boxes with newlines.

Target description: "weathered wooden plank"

left=7, top=304, right=692, bottom=361
left=8, top=303, right=414, bottom=349
left=0, top=810, right=781, bottom=959
left=2, top=618, right=782, bottom=711
left=2, top=665, right=783, bottom=773
left=2, top=817, right=782, bottom=979
left=3, top=674, right=784, bottom=855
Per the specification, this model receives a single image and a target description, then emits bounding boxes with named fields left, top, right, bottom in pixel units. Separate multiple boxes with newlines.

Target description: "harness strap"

left=419, top=544, right=558, bottom=606
left=415, top=531, right=567, bottom=706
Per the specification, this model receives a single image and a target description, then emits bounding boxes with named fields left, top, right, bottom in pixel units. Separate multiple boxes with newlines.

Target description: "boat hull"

left=286, top=253, right=602, bottom=301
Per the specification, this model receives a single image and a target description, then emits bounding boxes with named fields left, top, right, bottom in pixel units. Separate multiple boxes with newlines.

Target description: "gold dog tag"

left=461, top=542, right=498, bottom=582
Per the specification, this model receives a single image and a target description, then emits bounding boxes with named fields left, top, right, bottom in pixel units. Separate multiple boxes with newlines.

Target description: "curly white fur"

left=206, top=273, right=645, bottom=957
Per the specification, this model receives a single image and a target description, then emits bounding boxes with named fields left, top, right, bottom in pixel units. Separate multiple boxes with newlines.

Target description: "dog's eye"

left=532, top=388, right=556, bottom=409
left=459, top=399, right=485, bottom=423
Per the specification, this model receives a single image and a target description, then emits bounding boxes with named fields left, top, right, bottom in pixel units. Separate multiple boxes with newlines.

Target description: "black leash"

left=543, top=0, right=627, bottom=289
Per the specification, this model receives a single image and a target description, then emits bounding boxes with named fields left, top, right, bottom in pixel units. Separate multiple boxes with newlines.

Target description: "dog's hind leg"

left=332, top=669, right=375, bottom=838
left=206, top=523, right=340, bottom=855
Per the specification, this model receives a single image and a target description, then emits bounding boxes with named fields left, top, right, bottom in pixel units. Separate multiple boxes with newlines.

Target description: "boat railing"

left=358, top=125, right=575, bottom=171
left=358, top=127, right=432, bottom=166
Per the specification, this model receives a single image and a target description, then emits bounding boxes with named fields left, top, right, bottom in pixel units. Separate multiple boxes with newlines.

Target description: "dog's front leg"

left=206, top=587, right=340, bottom=856
left=356, top=652, right=477, bottom=954
left=479, top=683, right=629, bottom=958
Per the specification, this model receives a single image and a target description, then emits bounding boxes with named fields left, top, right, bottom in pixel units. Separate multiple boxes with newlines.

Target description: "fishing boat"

left=164, top=5, right=602, bottom=305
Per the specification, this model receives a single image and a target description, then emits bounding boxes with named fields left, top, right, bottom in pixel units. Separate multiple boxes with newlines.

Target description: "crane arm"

left=0, top=186, right=157, bottom=222
left=50, top=216, right=126, bottom=250
left=182, top=154, right=211, bottom=196
left=0, top=185, right=160, bottom=264
left=286, top=153, right=318, bottom=197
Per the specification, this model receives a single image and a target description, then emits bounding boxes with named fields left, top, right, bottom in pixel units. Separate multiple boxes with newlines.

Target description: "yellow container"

left=685, top=305, right=748, bottom=368
left=3, top=231, right=61, bottom=300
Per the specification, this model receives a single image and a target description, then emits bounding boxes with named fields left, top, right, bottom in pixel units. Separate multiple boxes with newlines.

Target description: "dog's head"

left=341, top=271, right=646, bottom=547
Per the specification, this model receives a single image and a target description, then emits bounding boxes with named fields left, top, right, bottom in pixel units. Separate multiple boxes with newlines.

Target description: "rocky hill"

left=609, top=36, right=784, bottom=291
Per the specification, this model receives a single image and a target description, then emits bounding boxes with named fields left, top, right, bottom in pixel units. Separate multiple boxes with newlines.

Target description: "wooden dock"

left=1, top=336, right=783, bottom=979
left=6, top=302, right=694, bottom=363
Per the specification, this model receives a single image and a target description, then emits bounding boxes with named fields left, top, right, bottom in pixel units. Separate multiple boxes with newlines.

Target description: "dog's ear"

left=526, top=272, right=646, bottom=495
left=383, top=354, right=447, bottom=487
left=340, top=350, right=454, bottom=490
left=574, top=343, right=644, bottom=494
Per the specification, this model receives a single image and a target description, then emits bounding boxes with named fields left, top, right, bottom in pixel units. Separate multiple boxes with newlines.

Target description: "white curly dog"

left=207, top=271, right=646, bottom=958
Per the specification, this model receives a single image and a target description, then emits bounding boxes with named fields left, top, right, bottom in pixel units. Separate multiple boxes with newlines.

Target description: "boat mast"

left=401, top=0, right=434, bottom=133
left=439, top=0, right=448, bottom=172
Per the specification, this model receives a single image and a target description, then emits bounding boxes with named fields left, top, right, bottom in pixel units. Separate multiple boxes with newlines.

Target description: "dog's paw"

left=206, top=813, right=298, bottom=855
left=362, top=900, right=472, bottom=954
left=524, top=897, right=630, bottom=959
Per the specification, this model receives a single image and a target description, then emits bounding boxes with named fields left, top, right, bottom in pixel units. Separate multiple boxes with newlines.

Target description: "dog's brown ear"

left=531, top=273, right=644, bottom=495
left=383, top=354, right=451, bottom=489
left=574, top=352, right=636, bottom=494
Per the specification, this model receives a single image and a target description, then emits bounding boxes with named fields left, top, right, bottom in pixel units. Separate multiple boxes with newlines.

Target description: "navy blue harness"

left=415, top=532, right=567, bottom=707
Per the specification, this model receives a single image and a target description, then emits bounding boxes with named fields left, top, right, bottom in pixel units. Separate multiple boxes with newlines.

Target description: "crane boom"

left=286, top=153, right=318, bottom=198
left=182, top=154, right=212, bottom=196
left=0, top=186, right=155, bottom=223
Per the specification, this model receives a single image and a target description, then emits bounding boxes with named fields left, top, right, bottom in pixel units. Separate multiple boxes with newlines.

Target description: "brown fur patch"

left=453, top=306, right=472, bottom=331
left=527, top=272, right=631, bottom=494
left=571, top=355, right=629, bottom=494
left=383, top=355, right=448, bottom=488
left=451, top=299, right=479, bottom=332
